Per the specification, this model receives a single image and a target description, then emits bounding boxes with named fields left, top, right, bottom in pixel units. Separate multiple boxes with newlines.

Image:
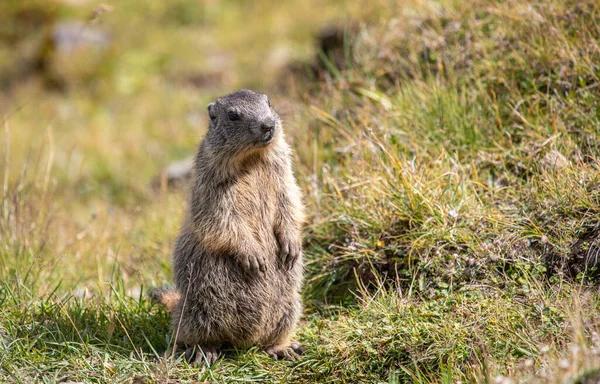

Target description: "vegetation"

left=1, top=0, right=599, bottom=382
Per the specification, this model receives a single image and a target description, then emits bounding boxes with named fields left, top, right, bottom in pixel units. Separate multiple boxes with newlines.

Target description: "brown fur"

left=148, top=287, right=181, bottom=313
left=153, top=90, right=305, bottom=364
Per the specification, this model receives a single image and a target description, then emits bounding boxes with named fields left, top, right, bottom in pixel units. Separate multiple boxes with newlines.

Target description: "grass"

left=1, top=0, right=600, bottom=382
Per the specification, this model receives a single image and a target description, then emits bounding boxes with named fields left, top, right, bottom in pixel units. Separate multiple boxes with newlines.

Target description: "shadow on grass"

left=0, top=284, right=172, bottom=364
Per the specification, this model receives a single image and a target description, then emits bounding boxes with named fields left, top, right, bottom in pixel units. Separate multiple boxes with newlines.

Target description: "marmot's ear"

left=207, top=103, right=216, bottom=123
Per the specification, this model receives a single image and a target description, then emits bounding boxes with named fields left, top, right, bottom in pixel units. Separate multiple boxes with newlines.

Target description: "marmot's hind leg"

left=263, top=312, right=303, bottom=361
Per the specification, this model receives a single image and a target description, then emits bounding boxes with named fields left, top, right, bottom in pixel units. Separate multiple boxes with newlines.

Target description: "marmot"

left=152, top=89, right=305, bottom=365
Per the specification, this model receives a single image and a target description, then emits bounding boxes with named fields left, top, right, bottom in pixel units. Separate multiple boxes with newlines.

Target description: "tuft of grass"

left=299, top=0, right=600, bottom=304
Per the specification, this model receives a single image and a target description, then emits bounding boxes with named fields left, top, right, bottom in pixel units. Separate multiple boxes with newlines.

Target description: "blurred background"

left=0, top=0, right=370, bottom=288
left=0, top=0, right=363, bottom=194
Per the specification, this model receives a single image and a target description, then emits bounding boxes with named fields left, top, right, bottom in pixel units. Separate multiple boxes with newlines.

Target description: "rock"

left=542, top=149, right=569, bottom=171
left=50, top=21, right=110, bottom=52
left=277, top=22, right=358, bottom=91
left=152, top=156, right=194, bottom=191
left=126, top=286, right=142, bottom=301
left=73, top=287, right=93, bottom=300
left=37, top=21, right=112, bottom=89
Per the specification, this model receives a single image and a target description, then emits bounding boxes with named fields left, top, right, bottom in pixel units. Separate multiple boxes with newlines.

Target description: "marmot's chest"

left=229, top=169, right=278, bottom=220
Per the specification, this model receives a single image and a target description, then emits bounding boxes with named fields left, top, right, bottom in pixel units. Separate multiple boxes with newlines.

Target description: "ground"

left=1, top=0, right=600, bottom=383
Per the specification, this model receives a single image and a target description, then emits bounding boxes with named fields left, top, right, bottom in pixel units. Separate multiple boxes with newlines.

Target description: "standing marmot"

left=152, top=89, right=305, bottom=365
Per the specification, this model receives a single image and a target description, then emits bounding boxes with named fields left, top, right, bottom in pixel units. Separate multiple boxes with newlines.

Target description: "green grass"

left=1, top=0, right=600, bottom=382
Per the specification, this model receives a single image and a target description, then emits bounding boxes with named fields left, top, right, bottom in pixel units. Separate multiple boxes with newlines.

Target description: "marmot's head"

left=207, top=89, right=282, bottom=152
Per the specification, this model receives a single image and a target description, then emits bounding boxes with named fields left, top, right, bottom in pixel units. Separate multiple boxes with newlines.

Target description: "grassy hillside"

left=1, top=0, right=600, bottom=382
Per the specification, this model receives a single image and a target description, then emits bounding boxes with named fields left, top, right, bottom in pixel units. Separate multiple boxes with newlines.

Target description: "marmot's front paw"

left=276, top=231, right=301, bottom=270
left=238, top=252, right=267, bottom=273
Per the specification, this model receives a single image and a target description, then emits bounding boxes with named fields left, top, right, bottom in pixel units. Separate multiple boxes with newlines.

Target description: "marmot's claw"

left=290, top=341, right=304, bottom=355
left=259, top=257, right=267, bottom=272
left=277, top=233, right=301, bottom=270
left=287, top=243, right=301, bottom=271
left=185, top=345, right=220, bottom=366
left=278, top=241, right=290, bottom=264
left=284, top=244, right=300, bottom=270
left=265, top=343, right=303, bottom=361
left=241, top=253, right=266, bottom=273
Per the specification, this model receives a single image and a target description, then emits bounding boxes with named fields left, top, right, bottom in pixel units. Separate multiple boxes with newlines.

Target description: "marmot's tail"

left=148, top=287, right=181, bottom=313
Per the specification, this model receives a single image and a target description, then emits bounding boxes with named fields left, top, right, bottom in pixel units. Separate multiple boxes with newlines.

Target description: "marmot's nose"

left=261, top=122, right=274, bottom=133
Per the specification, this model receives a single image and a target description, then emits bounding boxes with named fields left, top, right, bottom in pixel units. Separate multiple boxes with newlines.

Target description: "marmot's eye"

left=267, top=98, right=271, bottom=107
left=228, top=111, right=240, bottom=121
